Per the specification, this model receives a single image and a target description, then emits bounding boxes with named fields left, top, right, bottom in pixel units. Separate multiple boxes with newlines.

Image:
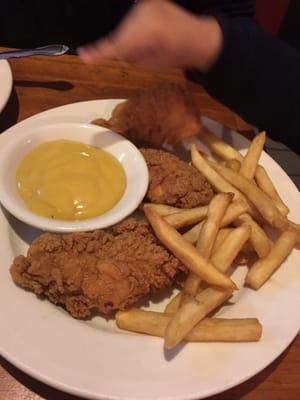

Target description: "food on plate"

left=181, top=193, right=233, bottom=306
left=210, top=226, right=252, bottom=274
left=164, top=205, right=208, bottom=229
left=182, top=221, right=204, bottom=244
left=16, top=140, right=126, bottom=220
left=144, top=203, right=181, bottom=217
left=191, top=144, right=254, bottom=214
left=141, top=148, right=214, bottom=208
left=164, top=225, right=251, bottom=348
left=10, top=219, right=186, bottom=318
left=225, top=159, right=241, bottom=172
left=10, top=97, right=300, bottom=355
left=234, top=213, right=272, bottom=258
left=182, top=200, right=248, bottom=244
left=93, top=84, right=202, bottom=146
left=165, top=292, right=182, bottom=313
left=144, top=204, right=237, bottom=290
left=211, top=228, right=234, bottom=254
left=191, top=145, right=285, bottom=254
left=200, top=126, right=242, bottom=161
left=211, top=162, right=289, bottom=231
left=239, top=131, right=266, bottom=180
left=246, top=230, right=298, bottom=289
left=255, top=166, right=289, bottom=215
left=199, top=126, right=289, bottom=215
left=116, top=309, right=262, bottom=342
left=165, top=287, right=233, bottom=348
left=164, top=200, right=246, bottom=233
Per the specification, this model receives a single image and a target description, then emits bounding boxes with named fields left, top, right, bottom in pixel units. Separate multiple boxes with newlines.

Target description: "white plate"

left=0, top=60, right=13, bottom=112
left=0, top=100, right=299, bottom=400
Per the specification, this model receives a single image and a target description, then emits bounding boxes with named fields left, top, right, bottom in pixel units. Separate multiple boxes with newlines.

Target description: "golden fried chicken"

left=93, top=84, right=202, bottom=146
left=141, top=148, right=214, bottom=208
left=10, top=219, right=185, bottom=319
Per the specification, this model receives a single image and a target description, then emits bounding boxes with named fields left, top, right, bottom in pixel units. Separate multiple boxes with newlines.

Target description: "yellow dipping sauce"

left=16, top=140, right=126, bottom=220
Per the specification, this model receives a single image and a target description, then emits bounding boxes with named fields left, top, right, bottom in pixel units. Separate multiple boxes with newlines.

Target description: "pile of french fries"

left=116, top=129, right=299, bottom=350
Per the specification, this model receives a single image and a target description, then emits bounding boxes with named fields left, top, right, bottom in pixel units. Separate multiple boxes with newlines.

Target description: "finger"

left=78, top=45, right=101, bottom=64
left=77, top=47, right=93, bottom=64
left=78, top=39, right=119, bottom=64
left=93, top=39, right=120, bottom=61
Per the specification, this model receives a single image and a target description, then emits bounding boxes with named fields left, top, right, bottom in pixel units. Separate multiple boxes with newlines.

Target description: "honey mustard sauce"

left=16, top=140, right=126, bottom=220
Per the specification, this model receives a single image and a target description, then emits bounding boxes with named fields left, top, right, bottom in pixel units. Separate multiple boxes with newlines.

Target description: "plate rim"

left=0, top=60, right=13, bottom=113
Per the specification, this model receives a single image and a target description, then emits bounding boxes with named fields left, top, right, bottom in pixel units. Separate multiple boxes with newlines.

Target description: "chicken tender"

left=10, top=219, right=185, bottom=319
left=141, top=148, right=214, bottom=208
left=93, top=84, right=202, bottom=146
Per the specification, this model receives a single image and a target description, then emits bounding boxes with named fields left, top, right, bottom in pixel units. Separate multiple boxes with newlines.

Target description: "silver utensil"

left=0, top=44, right=69, bottom=60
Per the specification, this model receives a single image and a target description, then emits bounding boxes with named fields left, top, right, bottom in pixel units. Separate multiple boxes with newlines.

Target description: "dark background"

left=0, top=0, right=299, bottom=50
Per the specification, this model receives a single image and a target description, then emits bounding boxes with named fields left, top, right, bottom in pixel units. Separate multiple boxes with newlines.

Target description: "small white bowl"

left=0, top=122, right=149, bottom=232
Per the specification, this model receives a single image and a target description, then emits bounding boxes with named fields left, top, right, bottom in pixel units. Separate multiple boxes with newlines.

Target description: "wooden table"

left=0, top=48, right=299, bottom=400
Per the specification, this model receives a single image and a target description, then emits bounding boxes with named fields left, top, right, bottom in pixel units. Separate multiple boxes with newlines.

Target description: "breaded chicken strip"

left=10, top=219, right=185, bottom=319
left=141, top=148, right=214, bottom=208
left=93, top=84, right=202, bottom=146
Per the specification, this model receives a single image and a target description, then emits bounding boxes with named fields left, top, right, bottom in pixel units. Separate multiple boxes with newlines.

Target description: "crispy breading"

left=93, top=84, right=202, bottom=146
left=10, top=219, right=185, bottom=319
left=141, top=148, right=214, bottom=208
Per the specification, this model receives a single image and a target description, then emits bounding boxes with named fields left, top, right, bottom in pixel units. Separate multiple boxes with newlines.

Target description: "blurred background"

left=0, top=1, right=299, bottom=51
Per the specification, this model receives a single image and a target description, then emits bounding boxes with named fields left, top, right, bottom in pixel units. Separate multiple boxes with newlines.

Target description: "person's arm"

left=78, top=0, right=300, bottom=154
left=196, top=15, right=300, bottom=154
left=78, top=1, right=223, bottom=71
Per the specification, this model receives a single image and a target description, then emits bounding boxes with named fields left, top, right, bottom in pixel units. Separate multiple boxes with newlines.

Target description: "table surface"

left=0, top=48, right=299, bottom=400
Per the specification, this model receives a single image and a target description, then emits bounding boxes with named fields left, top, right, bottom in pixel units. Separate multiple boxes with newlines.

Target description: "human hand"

left=78, top=0, right=222, bottom=72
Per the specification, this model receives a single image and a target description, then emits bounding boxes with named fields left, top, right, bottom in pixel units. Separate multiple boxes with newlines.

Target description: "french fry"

left=165, top=225, right=251, bottom=348
left=234, top=213, right=272, bottom=258
left=226, top=159, right=241, bottom=172
left=221, top=201, right=249, bottom=226
left=199, top=225, right=252, bottom=291
left=210, top=225, right=252, bottom=273
left=200, top=127, right=289, bottom=216
left=164, top=206, right=208, bottom=229
left=255, top=165, right=289, bottom=215
left=183, top=201, right=248, bottom=244
left=239, top=132, right=266, bottom=180
left=200, top=126, right=242, bottom=161
left=165, top=288, right=233, bottom=348
left=164, top=292, right=182, bottom=314
left=183, top=317, right=262, bottom=342
left=144, top=205, right=236, bottom=289
left=180, top=273, right=201, bottom=306
left=181, top=193, right=233, bottom=304
left=145, top=203, right=181, bottom=217
left=191, top=144, right=246, bottom=204
left=212, top=163, right=288, bottom=232
left=116, top=309, right=262, bottom=342
left=196, top=193, right=233, bottom=255
left=245, top=230, right=298, bottom=289
left=211, top=228, right=234, bottom=254
left=191, top=145, right=259, bottom=219
left=183, top=221, right=204, bottom=244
